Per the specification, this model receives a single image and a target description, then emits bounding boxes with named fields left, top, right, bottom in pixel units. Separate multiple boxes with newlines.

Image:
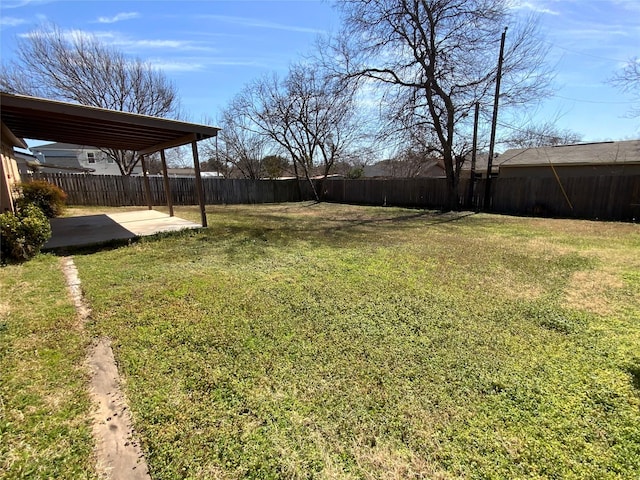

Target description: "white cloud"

left=1, top=0, right=52, bottom=8
left=146, top=55, right=274, bottom=73
left=96, top=12, right=139, bottom=24
left=119, top=39, right=191, bottom=49
left=0, top=16, right=27, bottom=27
left=202, top=15, right=327, bottom=34
left=205, top=58, right=269, bottom=67
left=611, top=0, right=640, bottom=13
left=19, top=27, right=93, bottom=42
left=510, top=1, right=560, bottom=15
left=147, top=60, right=205, bottom=72
left=111, top=37, right=214, bottom=53
left=18, top=27, right=214, bottom=54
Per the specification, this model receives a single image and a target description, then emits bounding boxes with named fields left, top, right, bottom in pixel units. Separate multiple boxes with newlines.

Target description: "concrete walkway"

left=61, top=257, right=151, bottom=479
left=45, top=210, right=201, bottom=250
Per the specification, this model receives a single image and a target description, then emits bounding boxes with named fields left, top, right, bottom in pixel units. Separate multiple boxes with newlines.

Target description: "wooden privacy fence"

left=33, top=172, right=640, bottom=221
left=489, top=175, right=640, bottom=221
left=35, top=173, right=311, bottom=206
left=322, top=176, right=639, bottom=220
left=321, top=177, right=465, bottom=209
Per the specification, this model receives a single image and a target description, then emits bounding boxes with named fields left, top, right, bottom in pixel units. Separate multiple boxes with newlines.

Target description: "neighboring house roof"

left=166, top=168, right=196, bottom=177
left=459, top=151, right=498, bottom=174
left=28, top=160, right=95, bottom=173
left=30, top=142, right=89, bottom=151
left=14, top=150, right=37, bottom=175
left=153, top=169, right=225, bottom=178
left=29, top=143, right=126, bottom=175
left=364, top=158, right=445, bottom=178
left=14, top=150, right=95, bottom=174
left=496, top=140, right=640, bottom=168
left=37, top=156, right=82, bottom=166
left=31, top=143, right=103, bottom=158
left=363, top=163, right=389, bottom=177
left=14, top=149, right=37, bottom=161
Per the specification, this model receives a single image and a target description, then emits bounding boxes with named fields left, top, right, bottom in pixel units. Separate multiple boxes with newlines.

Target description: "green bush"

left=18, top=180, right=67, bottom=218
left=0, top=203, right=52, bottom=262
left=347, top=166, right=365, bottom=179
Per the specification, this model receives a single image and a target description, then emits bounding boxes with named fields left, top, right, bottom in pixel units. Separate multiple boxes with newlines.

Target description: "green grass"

left=0, top=255, right=96, bottom=479
left=5, top=203, right=640, bottom=479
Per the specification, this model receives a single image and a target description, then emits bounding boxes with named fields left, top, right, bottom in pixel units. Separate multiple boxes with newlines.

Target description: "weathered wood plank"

left=31, top=173, right=640, bottom=221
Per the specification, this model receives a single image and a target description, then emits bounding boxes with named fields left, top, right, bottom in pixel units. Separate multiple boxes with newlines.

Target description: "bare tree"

left=332, top=0, right=551, bottom=209
left=163, top=145, right=193, bottom=169
left=384, top=149, right=442, bottom=177
left=503, top=121, right=582, bottom=148
left=1, top=24, right=180, bottom=175
left=609, top=56, right=640, bottom=118
left=230, top=63, right=365, bottom=199
left=211, top=108, right=268, bottom=179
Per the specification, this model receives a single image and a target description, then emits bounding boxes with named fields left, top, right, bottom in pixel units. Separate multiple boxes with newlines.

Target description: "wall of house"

left=499, top=164, right=640, bottom=178
left=1, top=143, right=21, bottom=212
left=76, top=148, right=123, bottom=175
left=14, top=151, right=38, bottom=176
left=31, top=145, right=141, bottom=175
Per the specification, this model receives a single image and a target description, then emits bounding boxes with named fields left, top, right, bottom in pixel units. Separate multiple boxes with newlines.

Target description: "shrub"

left=18, top=180, right=67, bottom=218
left=0, top=203, right=52, bottom=262
left=347, top=166, right=365, bottom=179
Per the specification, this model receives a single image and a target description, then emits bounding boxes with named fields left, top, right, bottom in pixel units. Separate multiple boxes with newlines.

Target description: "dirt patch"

left=494, top=273, right=543, bottom=301
left=524, top=237, right=574, bottom=257
left=0, top=302, right=10, bottom=320
left=352, top=439, right=452, bottom=480
left=61, top=257, right=150, bottom=480
left=526, top=217, right=640, bottom=238
left=564, top=269, right=623, bottom=316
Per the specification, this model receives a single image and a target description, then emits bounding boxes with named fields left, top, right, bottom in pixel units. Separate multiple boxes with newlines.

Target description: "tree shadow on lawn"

left=199, top=208, right=476, bottom=254
left=220, top=207, right=476, bottom=237
left=327, top=209, right=476, bottom=231
left=48, top=207, right=476, bottom=263
left=45, top=227, right=206, bottom=257
left=628, top=361, right=640, bottom=392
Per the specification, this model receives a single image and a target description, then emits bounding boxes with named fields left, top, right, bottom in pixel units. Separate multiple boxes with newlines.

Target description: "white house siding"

left=30, top=143, right=142, bottom=176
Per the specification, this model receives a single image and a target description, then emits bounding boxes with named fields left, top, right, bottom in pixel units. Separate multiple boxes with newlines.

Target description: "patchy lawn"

left=0, top=255, right=96, bottom=479
left=4, top=203, right=640, bottom=479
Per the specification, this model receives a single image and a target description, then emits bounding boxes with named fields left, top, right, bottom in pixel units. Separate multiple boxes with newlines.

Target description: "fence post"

left=160, top=150, right=174, bottom=216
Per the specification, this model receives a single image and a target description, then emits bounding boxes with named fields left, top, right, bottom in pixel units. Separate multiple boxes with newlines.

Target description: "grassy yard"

left=3, top=203, right=640, bottom=479
left=0, top=256, right=96, bottom=478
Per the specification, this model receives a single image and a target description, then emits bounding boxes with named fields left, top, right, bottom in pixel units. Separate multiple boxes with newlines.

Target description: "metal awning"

left=1, top=92, right=219, bottom=226
left=0, top=92, right=219, bottom=155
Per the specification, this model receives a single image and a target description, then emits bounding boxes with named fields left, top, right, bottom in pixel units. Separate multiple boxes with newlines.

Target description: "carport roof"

left=1, top=92, right=219, bottom=155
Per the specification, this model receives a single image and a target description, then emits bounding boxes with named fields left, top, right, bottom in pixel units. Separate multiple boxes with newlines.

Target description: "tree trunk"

left=443, top=173, right=459, bottom=212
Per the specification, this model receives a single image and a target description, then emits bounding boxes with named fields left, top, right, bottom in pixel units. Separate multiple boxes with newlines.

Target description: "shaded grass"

left=0, top=255, right=96, bottom=479
left=29, top=203, right=640, bottom=478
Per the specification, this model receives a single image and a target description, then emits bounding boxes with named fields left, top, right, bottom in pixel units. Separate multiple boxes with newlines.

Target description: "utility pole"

left=484, top=27, right=508, bottom=210
left=468, top=101, right=480, bottom=209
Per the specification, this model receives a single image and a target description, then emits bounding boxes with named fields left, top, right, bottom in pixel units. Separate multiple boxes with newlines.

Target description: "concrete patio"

left=44, top=210, right=202, bottom=250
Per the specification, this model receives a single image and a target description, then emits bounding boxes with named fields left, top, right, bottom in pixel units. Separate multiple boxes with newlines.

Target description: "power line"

left=551, top=94, right=631, bottom=105
left=544, top=40, right=629, bottom=63
left=494, top=120, right=578, bottom=142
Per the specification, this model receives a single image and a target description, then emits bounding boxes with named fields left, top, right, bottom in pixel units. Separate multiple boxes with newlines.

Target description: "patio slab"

left=44, top=210, right=201, bottom=250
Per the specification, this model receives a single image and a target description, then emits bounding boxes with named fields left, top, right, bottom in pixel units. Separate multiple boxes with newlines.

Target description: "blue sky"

left=1, top=0, right=639, bottom=149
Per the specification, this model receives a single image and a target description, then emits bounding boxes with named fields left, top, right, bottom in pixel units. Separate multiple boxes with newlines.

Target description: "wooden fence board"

left=32, top=172, right=639, bottom=221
